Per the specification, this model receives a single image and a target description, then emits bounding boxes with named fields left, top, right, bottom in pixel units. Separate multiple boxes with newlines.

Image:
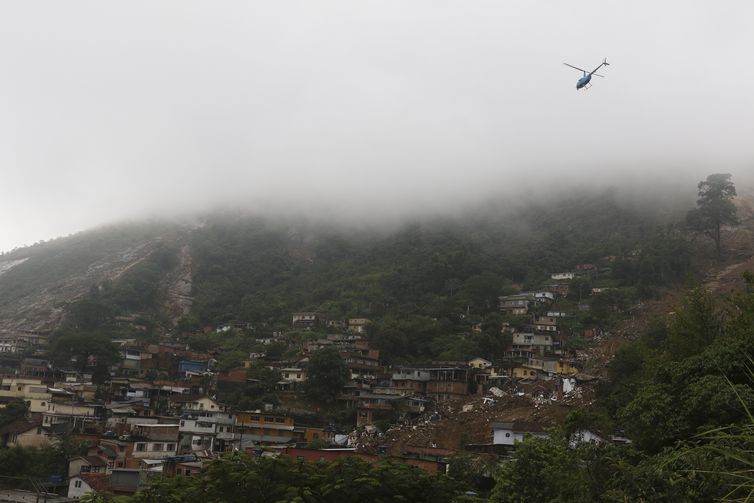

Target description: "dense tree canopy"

left=49, top=332, right=120, bottom=377
left=131, top=454, right=461, bottom=503
left=305, top=347, right=348, bottom=404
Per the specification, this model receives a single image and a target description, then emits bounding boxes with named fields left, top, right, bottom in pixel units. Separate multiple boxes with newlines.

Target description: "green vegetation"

left=130, top=453, right=461, bottom=503
left=0, top=441, right=85, bottom=490
left=0, top=401, right=28, bottom=428
left=49, top=332, right=120, bottom=377
left=304, top=347, right=348, bottom=404
left=183, top=190, right=691, bottom=362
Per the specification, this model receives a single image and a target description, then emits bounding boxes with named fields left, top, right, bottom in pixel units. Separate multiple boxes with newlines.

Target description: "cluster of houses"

left=0, top=266, right=611, bottom=499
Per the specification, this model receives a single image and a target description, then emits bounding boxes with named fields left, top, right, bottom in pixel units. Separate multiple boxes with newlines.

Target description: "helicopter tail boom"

left=589, top=58, right=609, bottom=76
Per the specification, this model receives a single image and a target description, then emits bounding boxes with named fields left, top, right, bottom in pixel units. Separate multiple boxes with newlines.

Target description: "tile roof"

left=78, top=473, right=112, bottom=493
left=0, top=416, right=43, bottom=436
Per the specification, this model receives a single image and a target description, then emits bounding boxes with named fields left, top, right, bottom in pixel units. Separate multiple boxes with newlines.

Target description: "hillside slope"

left=0, top=188, right=694, bottom=342
left=0, top=222, right=184, bottom=331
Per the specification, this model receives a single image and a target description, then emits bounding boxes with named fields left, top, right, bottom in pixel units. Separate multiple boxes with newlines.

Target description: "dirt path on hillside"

left=162, top=241, right=194, bottom=325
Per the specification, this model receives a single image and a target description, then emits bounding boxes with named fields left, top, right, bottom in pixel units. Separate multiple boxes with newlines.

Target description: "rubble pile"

left=361, top=388, right=584, bottom=456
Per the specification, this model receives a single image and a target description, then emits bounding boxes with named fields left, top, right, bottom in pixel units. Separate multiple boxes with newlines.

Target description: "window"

left=166, top=443, right=176, bottom=451
left=75, top=480, right=82, bottom=488
left=505, top=433, right=511, bottom=438
left=153, top=443, right=163, bottom=451
left=264, top=416, right=274, bottom=422
left=180, top=420, right=185, bottom=426
left=275, top=418, right=284, bottom=423
left=136, top=443, right=146, bottom=452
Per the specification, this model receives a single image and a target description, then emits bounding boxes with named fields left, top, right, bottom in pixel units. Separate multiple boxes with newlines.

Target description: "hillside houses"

left=499, top=293, right=534, bottom=315
left=0, top=262, right=609, bottom=503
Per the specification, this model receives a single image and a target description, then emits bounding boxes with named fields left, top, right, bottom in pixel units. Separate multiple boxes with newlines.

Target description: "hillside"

left=374, top=193, right=754, bottom=455
left=0, top=222, right=188, bottom=332
left=2, top=184, right=753, bottom=502
left=1, top=189, right=692, bottom=353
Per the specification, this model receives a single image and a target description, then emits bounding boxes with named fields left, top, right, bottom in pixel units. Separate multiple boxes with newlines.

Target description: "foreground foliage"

left=131, top=454, right=460, bottom=503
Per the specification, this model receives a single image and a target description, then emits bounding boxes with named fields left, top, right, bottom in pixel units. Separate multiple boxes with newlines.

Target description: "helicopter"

left=564, top=58, right=609, bottom=90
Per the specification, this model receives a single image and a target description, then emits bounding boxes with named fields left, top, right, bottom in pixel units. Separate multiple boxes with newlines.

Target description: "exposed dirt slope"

left=161, top=242, right=194, bottom=325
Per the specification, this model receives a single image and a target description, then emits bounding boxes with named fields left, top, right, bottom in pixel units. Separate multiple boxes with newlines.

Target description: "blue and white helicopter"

left=564, top=58, right=609, bottom=90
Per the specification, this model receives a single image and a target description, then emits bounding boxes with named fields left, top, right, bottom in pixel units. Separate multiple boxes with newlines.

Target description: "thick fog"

left=1, top=1, right=753, bottom=252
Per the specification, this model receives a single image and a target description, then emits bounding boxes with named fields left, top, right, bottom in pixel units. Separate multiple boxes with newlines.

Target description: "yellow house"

left=513, top=366, right=539, bottom=379
left=0, top=378, right=51, bottom=413
left=555, top=360, right=579, bottom=375
left=298, top=426, right=327, bottom=444
left=235, top=412, right=296, bottom=444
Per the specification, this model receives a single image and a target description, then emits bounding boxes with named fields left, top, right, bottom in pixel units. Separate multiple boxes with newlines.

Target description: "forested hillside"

left=187, top=191, right=689, bottom=323
left=0, top=188, right=695, bottom=364
left=3, top=188, right=691, bottom=365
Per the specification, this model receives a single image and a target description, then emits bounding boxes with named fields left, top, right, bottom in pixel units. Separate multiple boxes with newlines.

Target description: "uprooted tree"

left=686, top=173, right=738, bottom=258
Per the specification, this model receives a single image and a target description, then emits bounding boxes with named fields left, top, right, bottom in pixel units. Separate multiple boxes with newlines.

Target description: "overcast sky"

left=1, top=1, right=753, bottom=252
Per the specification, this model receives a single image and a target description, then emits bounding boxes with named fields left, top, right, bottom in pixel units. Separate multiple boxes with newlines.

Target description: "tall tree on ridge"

left=686, top=173, right=738, bottom=258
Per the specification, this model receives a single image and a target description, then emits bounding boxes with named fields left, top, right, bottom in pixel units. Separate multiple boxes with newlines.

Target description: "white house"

left=68, top=473, right=110, bottom=500
left=534, top=292, right=555, bottom=303
left=550, top=272, right=575, bottom=280
left=511, top=333, right=553, bottom=352
left=280, top=368, right=306, bottom=382
left=492, top=422, right=548, bottom=445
